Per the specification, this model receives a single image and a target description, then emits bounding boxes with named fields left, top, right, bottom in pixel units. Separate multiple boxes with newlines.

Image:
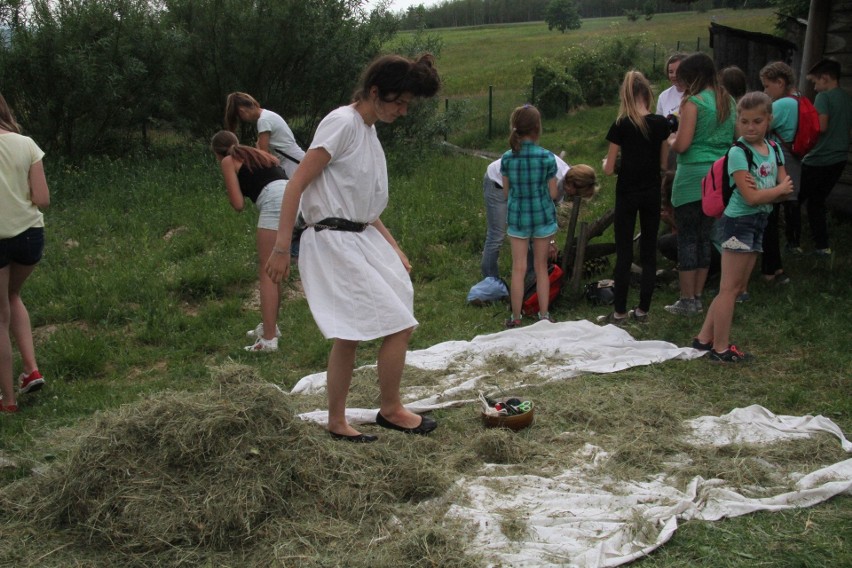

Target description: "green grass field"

left=1, top=8, right=850, bottom=567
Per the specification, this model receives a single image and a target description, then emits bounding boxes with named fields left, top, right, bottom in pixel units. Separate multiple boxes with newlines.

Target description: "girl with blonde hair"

left=600, top=71, right=670, bottom=324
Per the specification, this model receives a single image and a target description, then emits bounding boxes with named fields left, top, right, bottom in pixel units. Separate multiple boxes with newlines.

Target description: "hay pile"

left=1, top=364, right=476, bottom=567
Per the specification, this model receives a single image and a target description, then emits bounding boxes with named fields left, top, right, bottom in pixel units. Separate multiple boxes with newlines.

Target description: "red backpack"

left=701, top=140, right=781, bottom=219
left=521, top=263, right=564, bottom=316
left=784, top=93, right=821, bottom=159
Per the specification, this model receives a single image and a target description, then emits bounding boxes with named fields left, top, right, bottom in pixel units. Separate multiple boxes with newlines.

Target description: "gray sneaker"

left=692, top=297, right=703, bottom=313
left=664, top=298, right=699, bottom=316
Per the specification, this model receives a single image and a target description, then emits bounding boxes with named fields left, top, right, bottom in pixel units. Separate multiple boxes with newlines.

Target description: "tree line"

left=395, top=0, right=774, bottom=29
left=0, top=0, right=399, bottom=158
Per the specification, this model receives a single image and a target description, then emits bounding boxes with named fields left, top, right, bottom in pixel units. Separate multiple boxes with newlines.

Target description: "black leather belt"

left=311, top=218, right=369, bottom=232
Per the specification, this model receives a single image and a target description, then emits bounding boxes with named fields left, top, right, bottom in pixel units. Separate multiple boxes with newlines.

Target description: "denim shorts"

left=717, top=213, right=768, bottom=253
left=507, top=221, right=558, bottom=240
left=255, top=180, right=286, bottom=230
left=0, top=227, right=45, bottom=268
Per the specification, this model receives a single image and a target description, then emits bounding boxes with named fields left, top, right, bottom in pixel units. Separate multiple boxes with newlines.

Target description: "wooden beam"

left=799, top=0, right=832, bottom=97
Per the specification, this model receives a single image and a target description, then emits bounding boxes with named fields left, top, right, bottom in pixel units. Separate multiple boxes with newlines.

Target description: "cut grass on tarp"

left=0, top=359, right=848, bottom=566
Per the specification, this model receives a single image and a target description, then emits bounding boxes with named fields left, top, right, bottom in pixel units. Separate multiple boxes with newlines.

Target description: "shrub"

left=529, top=58, right=584, bottom=118
left=560, top=35, right=646, bottom=106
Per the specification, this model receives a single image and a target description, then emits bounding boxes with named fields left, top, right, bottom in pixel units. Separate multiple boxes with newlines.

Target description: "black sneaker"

left=691, top=338, right=713, bottom=351
left=708, top=344, right=753, bottom=363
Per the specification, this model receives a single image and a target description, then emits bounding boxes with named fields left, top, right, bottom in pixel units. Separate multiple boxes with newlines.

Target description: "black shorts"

left=0, top=227, right=45, bottom=268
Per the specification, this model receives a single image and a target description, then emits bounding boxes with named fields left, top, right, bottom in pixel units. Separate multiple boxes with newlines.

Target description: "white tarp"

left=447, top=406, right=851, bottom=567
left=293, top=319, right=704, bottom=425
left=288, top=320, right=852, bottom=567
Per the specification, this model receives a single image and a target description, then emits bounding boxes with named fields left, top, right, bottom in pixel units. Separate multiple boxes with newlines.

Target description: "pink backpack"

left=701, top=140, right=781, bottom=218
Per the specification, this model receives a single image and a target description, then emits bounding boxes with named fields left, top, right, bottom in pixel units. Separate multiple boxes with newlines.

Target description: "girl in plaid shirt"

left=500, top=105, right=560, bottom=327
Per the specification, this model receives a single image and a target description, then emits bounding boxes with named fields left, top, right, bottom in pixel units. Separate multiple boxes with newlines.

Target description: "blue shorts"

left=717, top=213, right=768, bottom=254
left=0, top=227, right=45, bottom=268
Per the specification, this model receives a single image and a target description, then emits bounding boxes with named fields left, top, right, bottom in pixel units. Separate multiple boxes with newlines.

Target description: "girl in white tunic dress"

left=266, top=54, right=440, bottom=443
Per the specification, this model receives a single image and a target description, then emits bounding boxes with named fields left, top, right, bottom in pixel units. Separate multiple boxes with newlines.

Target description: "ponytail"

left=508, top=105, right=542, bottom=153
left=617, top=70, right=653, bottom=140
left=224, top=92, right=260, bottom=132
left=210, top=130, right=279, bottom=172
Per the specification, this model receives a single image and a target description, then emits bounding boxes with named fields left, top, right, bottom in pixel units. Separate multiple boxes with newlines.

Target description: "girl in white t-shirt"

left=0, top=93, right=49, bottom=412
left=224, top=92, right=305, bottom=179
left=265, top=54, right=440, bottom=443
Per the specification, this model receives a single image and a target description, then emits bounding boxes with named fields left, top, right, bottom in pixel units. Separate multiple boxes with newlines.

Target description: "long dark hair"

left=210, top=130, right=279, bottom=172
left=677, top=52, right=732, bottom=124
left=223, top=92, right=260, bottom=133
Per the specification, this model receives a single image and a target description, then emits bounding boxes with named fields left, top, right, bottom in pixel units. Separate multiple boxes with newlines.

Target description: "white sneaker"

left=244, top=336, right=279, bottom=352
left=246, top=323, right=281, bottom=339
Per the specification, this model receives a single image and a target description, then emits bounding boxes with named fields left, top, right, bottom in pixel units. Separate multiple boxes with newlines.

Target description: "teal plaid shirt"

left=500, top=141, right=557, bottom=234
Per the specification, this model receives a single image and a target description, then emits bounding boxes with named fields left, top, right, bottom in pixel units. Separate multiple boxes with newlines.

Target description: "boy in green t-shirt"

left=797, top=59, right=852, bottom=256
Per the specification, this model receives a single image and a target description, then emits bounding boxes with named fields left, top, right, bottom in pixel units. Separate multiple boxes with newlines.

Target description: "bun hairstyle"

left=508, top=104, right=542, bottom=153
left=353, top=53, right=441, bottom=103
left=224, top=92, right=261, bottom=133
left=736, top=91, right=773, bottom=116
left=0, top=92, right=21, bottom=134
left=563, top=164, right=599, bottom=199
left=759, top=61, right=797, bottom=90
left=676, top=52, right=732, bottom=124
left=210, top=130, right=279, bottom=172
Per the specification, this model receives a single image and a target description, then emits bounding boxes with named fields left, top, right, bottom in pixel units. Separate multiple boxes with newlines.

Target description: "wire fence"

left=443, top=38, right=712, bottom=143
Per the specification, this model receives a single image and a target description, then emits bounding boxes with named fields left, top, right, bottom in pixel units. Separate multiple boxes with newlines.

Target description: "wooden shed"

left=712, top=2, right=852, bottom=217
left=709, top=22, right=797, bottom=91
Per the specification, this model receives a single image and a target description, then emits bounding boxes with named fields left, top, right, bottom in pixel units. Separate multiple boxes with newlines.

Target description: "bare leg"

left=256, top=228, right=281, bottom=340
left=9, top=263, right=38, bottom=375
left=376, top=327, right=421, bottom=429
left=509, top=236, right=529, bottom=319
left=693, top=267, right=709, bottom=299
left=0, top=266, right=16, bottom=406
left=696, top=251, right=756, bottom=348
left=326, top=338, right=360, bottom=436
left=678, top=269, right=697, bottom=299
left=532, top=237, right=552, bottom=315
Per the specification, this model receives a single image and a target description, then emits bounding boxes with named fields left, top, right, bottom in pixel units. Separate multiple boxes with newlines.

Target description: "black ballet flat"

left=329, top=431, right=378, bottom=443
left=375, top=412, right=438, bottom=435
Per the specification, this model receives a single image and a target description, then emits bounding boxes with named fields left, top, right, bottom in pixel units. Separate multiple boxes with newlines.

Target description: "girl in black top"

left=211, top=130, right=288, bottom=352
left=600, top=71, right=671, bottom=324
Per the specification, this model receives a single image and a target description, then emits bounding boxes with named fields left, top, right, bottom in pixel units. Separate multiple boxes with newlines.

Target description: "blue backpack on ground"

left=701, top=139, right=781, bottom=218
left=467, top=276, right=509, bottom=306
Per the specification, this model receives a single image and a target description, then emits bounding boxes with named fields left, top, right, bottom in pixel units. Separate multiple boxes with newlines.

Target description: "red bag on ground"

left=521, top=263, right=564, bottom=316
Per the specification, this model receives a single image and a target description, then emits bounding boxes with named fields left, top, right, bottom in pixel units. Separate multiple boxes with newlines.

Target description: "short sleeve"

left=727, top=146, right=749, bottom=176
left=605, top=121, right=620, bottom=145
left=256, top=114, right=271, bottom=134
left=29, top=137, right=45, bottom=165
left=545, top=153, right=557, bottom=179
left=310, top=109, right=356, bottom=160
left=499, top=152, right=511, bottom=178
left=814, top=91, right=829, bottom=116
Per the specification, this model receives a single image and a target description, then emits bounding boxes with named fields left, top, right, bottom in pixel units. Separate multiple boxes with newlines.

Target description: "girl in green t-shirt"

left=693, top=92, right=793, bottom=363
